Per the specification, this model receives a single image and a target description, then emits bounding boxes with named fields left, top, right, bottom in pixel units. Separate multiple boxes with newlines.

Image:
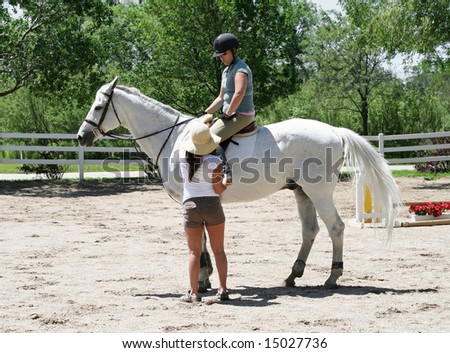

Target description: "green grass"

left=391, top=170, right=450, bottom=179
left=0, top=164, right=22, bottom=173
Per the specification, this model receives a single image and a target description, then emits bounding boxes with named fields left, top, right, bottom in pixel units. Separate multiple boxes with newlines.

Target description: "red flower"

left=409, top=202, right=450, bottom=217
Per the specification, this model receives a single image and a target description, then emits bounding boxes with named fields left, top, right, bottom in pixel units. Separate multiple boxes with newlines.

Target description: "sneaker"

left=180, top=291, right=201, bottom=303
left=216, top=290, right=230, bottom=301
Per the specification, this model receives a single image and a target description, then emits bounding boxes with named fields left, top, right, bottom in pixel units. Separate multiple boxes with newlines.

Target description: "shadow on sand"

left=0, top=179, right=162, bottom=198
left=133, top=285, right=437, bottom=308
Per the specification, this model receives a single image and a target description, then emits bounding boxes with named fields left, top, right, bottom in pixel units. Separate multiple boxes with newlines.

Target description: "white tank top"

left=180, top=153, right=222, bottom=202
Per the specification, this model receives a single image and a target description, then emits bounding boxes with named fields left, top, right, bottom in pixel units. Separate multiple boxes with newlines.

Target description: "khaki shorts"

left=183, top=197, right=225, bottom=228
left=209, top=113, right=254, bottom=141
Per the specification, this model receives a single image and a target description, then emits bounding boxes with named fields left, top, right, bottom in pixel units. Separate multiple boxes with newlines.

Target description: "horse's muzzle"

left=77, top=130, right=94, bottom=147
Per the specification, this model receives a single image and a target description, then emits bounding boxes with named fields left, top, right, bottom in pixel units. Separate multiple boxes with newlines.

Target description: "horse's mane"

left=116, top=85, right=185, bottom=120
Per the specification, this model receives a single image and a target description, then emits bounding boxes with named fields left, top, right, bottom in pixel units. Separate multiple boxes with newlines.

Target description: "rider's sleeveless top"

left=221, top=56, right=255, bottom=115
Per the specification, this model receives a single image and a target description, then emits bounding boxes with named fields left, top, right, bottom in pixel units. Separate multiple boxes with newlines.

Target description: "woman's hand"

left=212, top=164, right=227, bottom=195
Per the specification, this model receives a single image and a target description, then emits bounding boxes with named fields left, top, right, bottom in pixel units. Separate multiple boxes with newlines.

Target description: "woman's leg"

left=209, top=114, right=254, bottom=141
left=210, top=114, right=254, bottom=183
left=206, top=222, right=228, bottom=294
left=184, top=226, right=204, bottom=297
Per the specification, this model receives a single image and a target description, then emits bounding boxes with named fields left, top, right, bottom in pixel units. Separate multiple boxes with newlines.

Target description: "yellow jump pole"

left=363, top=185, right=372, bottom=223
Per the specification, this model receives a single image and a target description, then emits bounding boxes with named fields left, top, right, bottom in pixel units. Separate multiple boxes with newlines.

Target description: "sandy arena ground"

left=0, top=176, right=449, bottom=333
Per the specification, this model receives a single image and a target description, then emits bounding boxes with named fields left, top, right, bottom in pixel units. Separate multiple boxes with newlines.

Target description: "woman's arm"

left=225, top=72, right=247, bottom=116
left=212, top=164, right=227, bottom=195
left=205, top=86, right=225, bottom=114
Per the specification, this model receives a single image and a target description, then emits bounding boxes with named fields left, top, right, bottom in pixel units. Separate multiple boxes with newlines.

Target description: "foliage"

left=414, top=137, right=450, bottom=173
left=0, top=86, right=94, bottom=134
left=0, top=0, right=449, bottom=146
left=311, top=11, right=392, bottom=135
left=341, top=0, right=450, bottom=56
left=1, top=0, right=113, bottom=96
left=260, top=10, right=394, bottom=135
left=19, top=159, right=68, bottom=180
left=97, top=0, right=317, bottom=115
left=15, top=139, right=69, bottom=180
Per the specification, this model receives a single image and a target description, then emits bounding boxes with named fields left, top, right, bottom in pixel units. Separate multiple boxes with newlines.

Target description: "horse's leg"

left=199, top=228, right=213, bottom=293
left=285, top=186, right=320, bottom=287
left=303, top=187, right=345, bottom=289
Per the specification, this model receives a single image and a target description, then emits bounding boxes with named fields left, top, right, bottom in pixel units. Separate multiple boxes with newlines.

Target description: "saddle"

left=235, top=121, right=257, bottom=136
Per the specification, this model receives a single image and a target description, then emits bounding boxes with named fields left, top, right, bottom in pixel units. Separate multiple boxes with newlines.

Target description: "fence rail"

left=0, top=133, right=145, bottom=180
left=1, top=131, right=449, bottom=181
left=363, top=131, right=450, bottom=165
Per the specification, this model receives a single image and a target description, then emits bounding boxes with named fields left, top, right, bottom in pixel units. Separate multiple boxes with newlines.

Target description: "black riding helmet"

left=212, top=33, right=239, bottom=57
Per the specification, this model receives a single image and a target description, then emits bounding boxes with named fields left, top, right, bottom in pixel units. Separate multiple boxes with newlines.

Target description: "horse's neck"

left=115, top=88, right=186, bottom=160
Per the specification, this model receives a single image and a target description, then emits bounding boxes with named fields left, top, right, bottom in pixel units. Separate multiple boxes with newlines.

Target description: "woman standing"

left=180, top=122, right=229, bottom=302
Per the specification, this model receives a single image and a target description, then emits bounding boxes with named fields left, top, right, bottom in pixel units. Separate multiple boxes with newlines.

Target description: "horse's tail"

left=334, top=127, right=403, bottom=239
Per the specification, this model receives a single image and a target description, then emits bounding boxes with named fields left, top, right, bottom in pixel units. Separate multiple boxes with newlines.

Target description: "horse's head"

left=77, top=77, right=121, bottom=147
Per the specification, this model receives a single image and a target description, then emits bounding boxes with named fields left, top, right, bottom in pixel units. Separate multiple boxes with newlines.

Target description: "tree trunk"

left=361, top=98, right=369, bottom=135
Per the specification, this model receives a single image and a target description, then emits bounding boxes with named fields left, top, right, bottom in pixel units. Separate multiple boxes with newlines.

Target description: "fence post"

left=355, top=176, right=363, bottom=222
left=378, top=133, right=384, bottom=155
left=78, top=144, right=84, bottom=181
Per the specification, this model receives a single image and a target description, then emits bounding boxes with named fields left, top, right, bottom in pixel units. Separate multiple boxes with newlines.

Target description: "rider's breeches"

left=209, top=113, right=254, bottom=142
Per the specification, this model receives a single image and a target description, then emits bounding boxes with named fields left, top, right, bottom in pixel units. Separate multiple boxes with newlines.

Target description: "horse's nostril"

left=77, top=135, right=82, bottom=142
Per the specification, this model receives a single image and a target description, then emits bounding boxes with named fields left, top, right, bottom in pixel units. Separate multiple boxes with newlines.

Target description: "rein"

left=84, top=90, right=192, bottom=169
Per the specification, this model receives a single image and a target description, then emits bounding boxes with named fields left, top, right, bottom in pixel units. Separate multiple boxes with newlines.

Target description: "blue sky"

left=310, top=0, right=343, bottom=12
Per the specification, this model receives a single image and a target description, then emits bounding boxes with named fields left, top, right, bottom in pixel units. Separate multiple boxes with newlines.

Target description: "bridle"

left=84, top=91, right=120, bottom=139
left=83, top=90, right=192, bottom=169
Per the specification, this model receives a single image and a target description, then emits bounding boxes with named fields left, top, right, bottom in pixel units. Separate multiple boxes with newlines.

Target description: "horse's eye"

left=94, top=106, right=102, bottom=111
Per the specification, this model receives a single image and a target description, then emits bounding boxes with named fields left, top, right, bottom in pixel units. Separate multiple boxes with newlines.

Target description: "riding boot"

left=216, top=141, right=232, bottom=183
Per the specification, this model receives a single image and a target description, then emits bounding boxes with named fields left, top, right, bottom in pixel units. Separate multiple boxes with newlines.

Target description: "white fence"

left=0, top=133, right=147, bottom=181
left=365, top=131, right=450, bottom=164
left=1, top=131, right=449, bottom=181
left=355, top=131, right=450, bottom=224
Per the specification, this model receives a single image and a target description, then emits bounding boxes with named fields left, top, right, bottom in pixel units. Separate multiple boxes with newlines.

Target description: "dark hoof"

left=324, top=282, right=339, bottom=290
left=198, top=281, right=208, bottom=293
left=284, top=277, right=296, bottom=287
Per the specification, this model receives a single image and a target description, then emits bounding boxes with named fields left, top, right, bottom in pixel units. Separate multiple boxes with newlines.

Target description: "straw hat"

left=184, top=122, right=221, bottom=155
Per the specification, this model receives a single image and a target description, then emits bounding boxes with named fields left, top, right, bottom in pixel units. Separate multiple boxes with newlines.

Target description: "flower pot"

left=411, top=213, right=450, bottom=222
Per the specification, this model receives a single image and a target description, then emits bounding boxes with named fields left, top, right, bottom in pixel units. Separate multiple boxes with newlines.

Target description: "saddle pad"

left=226, top=130, right=258, bottom=159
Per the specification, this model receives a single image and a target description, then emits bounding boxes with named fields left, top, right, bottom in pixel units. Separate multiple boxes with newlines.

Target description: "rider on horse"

left=200, top=33, right=256, bottom=183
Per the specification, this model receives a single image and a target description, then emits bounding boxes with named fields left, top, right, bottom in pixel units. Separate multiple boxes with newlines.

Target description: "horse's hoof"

left=324, top=281, right=339, bottom=290
left=284, top=277, right=296, bottom=287
left=198, top=281, right=208, bottom=293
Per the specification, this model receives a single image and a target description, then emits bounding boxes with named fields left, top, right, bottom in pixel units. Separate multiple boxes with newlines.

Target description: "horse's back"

left=248, top=118, right=343, bottom=166
left=220, top=118, right=344, bottom=202
left=264, top=118, right=342, bottom=147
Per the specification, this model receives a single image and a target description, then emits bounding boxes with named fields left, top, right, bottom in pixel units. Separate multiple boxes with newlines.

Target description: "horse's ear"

left=106, top=76, right=119, bottom=92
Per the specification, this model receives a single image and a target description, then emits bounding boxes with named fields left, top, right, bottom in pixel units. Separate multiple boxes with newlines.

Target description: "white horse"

left=77, top=77, right=402, bottom=289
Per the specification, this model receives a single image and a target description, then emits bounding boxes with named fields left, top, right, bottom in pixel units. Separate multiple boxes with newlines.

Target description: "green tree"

left=341, top=0, right=450, bottom=58
left=308, top=11, right=391, bottom=135
left=341, top=0, right=450, bottom=134
left=0, top=0, right=112, bottom=96
left=101, top=0, right=317, bottom=115
left=404, top=64, right=450, bottom=132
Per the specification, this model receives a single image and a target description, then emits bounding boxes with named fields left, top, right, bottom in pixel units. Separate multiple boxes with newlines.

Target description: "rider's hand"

left=219, top=112, right=236, bottom=120
left=198, top=114, right=213, bottom=125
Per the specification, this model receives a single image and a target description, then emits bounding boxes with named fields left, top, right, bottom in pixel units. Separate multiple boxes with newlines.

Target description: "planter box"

left=411, top=213, right=450, bottom=222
